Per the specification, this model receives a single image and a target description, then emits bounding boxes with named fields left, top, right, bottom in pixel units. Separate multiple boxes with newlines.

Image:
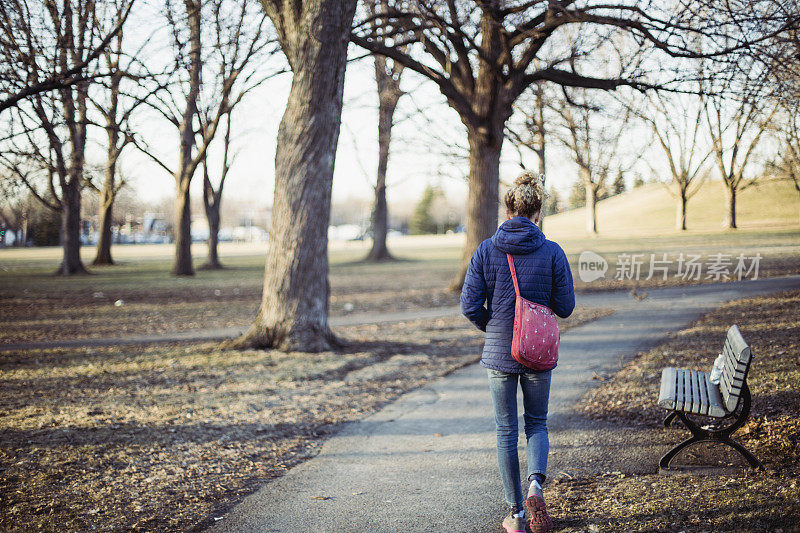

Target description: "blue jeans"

left=487, top=368, right=551, bottom=507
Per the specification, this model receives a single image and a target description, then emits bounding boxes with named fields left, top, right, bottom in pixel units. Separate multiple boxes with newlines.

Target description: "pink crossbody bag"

left=506, top=253, right=560, bottom=371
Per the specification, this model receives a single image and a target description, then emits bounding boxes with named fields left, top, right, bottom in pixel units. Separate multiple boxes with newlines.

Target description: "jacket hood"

left=491, top=216, right=546, bottom=254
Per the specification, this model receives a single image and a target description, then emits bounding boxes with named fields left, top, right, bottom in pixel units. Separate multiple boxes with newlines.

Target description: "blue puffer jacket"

left=460, top=217, right=575, bottom=373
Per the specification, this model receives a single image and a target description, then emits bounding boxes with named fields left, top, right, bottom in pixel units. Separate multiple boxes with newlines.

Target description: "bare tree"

left=720, top=0, right=800, bottom=102
left=769, top=99, right=800, bottom=221
left=351, top=1, right=774, bottom=288
left=0, top=0, right=133, bottom=114
left=684, top=3, right=797, bottom=229
left=91, top=40, right=126, bottom=265
left=508, top=82, right=548, bottom=178
left=637, top=90, right=712, bottom=230
left=199, top=115, right=230, bottom=270
left=366, top=38, right=405, bottom=261
left=196, top=0, right=277, bottom=270
left=88, top=1, right=160, bottom=265
left=0, top=178, right=32, bottom=245
left=506, top=80, right=549, bottom=228
left=553, top=89, right=635, bottom=234
left=0, top=0, right=132, bottom=274
left=135, top=0, right=269, bottom=275
left=131, top=0, right=203, bottom=275
left=227, top=0, right=358, bottom=352
left=706, top=79, right=778, bottom=229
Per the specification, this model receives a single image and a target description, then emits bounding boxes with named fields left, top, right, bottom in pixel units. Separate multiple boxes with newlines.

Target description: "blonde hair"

left=504, top=170, right=545, bottom=219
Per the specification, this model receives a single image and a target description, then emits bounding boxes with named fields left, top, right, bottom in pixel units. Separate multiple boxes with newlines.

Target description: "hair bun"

left=504, top=170, right=545, bottom=218
left=514, top=170, right=541, bottom=187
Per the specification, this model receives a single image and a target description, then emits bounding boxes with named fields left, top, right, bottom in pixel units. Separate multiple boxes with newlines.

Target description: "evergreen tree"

left=544, top=187, right=561, bottom=216
left=568, top=179, right=586, bottom=209
left=410, top=185, right=439, bottom=234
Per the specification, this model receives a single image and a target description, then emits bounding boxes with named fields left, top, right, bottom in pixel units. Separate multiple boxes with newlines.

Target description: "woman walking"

left=460, top=171, right=575, bottom=533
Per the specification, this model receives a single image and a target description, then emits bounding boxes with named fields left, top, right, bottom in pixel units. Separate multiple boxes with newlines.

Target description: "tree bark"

left=93, top=129, right=119, bottom=265
left=201, top=157, right=223, bottom=269
left=366, top=175, right=391, bottom=261
left=173, top=181, right=194, bottom=275
left=449, top=125, right=502, bottom=290
left=93, top=45, right=125, bottom=266
left=724, top=184, right=737, bottom=229
left=56, top=179, right=87, bottom=275
left=230, top=0, right=357, bottom=352
left=676, top=186, right=688, bottom=231
left=585, top=177, right=598, bottom=234
left=93, top=179, right=115, bottom=265
left=366, top=57, right=401, bottom=262
left=172, top=0, right=202, bottom=276
left=203, top=209, right=221, bottom=269
left=200, top=110, right=232, bottom=270
left=56, top=70, right=89, bottom=275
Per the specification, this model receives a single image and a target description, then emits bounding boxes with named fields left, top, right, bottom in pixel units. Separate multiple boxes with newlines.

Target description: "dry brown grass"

left=0, top=306, right=611, bottom=532
left=549, top=290, right=800, bottom=532
left=0, top=261, right=460, bottom=344
left=2, top=231, right=799, bottom=344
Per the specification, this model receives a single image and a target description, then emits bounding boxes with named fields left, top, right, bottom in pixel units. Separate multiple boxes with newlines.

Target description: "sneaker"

left=502, top=512, right=527, bottom=533
left=524, top=494, right=552, bottom=533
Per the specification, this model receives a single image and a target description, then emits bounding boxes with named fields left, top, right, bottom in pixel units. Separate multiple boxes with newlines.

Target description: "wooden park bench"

left=656, top=324, right=762, bottom=470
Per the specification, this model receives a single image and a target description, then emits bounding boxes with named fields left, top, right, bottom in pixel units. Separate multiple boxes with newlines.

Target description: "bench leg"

left=720, top=436, right=764, bottom=469
left=660, top=434, right=704, bottom=469
left=661, top=385, right=762, bottom=470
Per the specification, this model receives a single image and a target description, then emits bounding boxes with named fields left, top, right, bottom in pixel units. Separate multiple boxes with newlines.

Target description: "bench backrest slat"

left=721, top=342, right=744, bottom=393
left=719, top=325, right=753, bottom=412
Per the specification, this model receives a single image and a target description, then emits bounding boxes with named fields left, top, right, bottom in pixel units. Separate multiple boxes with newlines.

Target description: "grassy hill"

left=543, top=178, right=800, bottom=239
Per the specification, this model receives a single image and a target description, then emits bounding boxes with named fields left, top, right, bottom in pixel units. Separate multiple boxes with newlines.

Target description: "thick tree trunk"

left=173, top=181, right=194, bottom=275
left=230, top=0, right=356, bottom=352
left=366, top=84, right=398, bottom=262
left=449, top=15, right=508, bottom=291
left=724, top=184, right=737, bottom=229
left=449, top=127, right=502, bottom=290
left=56, top=75, right=89, bottom=275
left=54, top=68, right=89, bottom=275
left=56, top=179, right=87, bottom=275
left=676, top=187, right=688, bottom=231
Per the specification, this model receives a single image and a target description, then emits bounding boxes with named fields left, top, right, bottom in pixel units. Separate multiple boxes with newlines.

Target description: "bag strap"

left=506, top=253, right=520, bottom=297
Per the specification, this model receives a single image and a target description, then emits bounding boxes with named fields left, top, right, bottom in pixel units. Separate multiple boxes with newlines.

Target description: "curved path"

left=206, top=276, right=800, bottom=532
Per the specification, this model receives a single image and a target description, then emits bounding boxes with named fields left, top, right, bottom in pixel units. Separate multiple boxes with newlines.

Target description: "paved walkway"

left=207, top=276, right=800, bottom=533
